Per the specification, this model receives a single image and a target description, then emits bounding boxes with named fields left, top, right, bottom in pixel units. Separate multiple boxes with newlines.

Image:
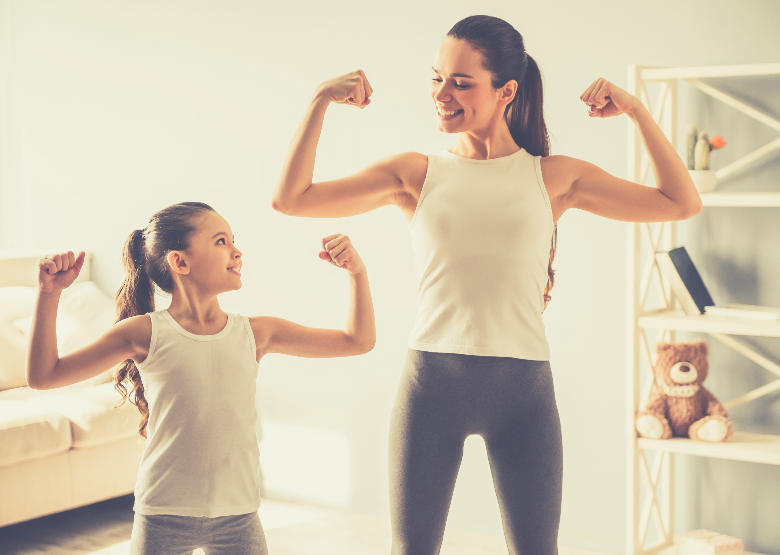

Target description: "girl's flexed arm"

left=27, top=251, right=150, bottom=390
left=272, top=70, right=425, bottom=219
left=547, top=78, right=702, bottom=223
left=251, top=234, right=376, bottom=360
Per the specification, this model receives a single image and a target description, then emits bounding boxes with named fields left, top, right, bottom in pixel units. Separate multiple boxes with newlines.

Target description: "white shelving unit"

left=626, top=63, right=780, bottom=555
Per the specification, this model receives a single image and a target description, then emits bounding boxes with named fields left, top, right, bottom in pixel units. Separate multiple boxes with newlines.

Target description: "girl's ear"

left=499, top=79, right=518, bottom=106
left=167, top=251, right=190, bottom=275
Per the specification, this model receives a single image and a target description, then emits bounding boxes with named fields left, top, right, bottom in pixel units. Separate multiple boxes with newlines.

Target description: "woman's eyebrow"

left=432, top=67, right=474, bottom=79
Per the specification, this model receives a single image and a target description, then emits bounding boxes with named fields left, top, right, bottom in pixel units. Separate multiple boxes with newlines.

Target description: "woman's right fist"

left=316, top=70, right=373, bottom=109
left=38, top=251, right=86, bottom=293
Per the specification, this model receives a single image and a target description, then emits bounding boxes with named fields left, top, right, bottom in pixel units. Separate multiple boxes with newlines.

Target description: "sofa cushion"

left=5, top=281, right=118, bottom=391
left=0, top=400, right=72, bottom=466
left=0, top=383, right=140, bottom=450
left=0, top=287, right=39, bottom=391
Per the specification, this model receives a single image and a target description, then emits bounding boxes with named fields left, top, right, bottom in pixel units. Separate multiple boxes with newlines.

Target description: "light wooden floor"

left=0, top=495, right=615, bottom=555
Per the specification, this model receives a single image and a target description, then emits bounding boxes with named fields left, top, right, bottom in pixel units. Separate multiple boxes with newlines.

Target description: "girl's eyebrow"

left=211, top=231, right=235, bottom=240
left=432, top=67, right=474, bottom=79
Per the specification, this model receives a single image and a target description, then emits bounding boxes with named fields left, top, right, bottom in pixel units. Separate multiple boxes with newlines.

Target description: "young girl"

left=272, top=14, right=701, bottom=555
left=26, top=201, right=375, bottom=555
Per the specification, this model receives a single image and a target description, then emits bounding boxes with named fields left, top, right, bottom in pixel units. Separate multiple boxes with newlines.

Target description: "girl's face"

left=174, top=211, right=243, bottom=295
left=430, top=37, right=516, bottom=136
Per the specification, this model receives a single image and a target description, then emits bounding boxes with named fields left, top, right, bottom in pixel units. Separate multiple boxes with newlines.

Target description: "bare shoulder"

left=117, top=314, right=153, bottom=334
left=540, top=155, right=595, bottom=222
left=248, top=316, right=275, bottom=359
left=115, top=314, right=153, bottom=355
left=539, top=155, right=584, bottom=197
left=385, top=152, right=428, bottom=219
left=382, top=151, right=428, bottom=191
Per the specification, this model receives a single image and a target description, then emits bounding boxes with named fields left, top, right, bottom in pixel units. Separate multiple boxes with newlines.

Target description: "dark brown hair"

left=114, top=202, right=215, bottom=437
left=448, top=15, right=556, bottom=308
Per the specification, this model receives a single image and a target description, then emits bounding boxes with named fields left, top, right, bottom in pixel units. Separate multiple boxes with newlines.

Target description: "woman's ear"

left=499, top=79, right=518, bottom=107
left=167, top=251, right=190, bottom=275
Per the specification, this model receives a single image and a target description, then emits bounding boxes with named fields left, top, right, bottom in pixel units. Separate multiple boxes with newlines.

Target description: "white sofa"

left=0, top=251, right=143, bottom=527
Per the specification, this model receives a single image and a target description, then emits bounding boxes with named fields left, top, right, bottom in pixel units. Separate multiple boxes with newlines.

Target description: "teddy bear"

left=636, top=340, right=733, bottom=442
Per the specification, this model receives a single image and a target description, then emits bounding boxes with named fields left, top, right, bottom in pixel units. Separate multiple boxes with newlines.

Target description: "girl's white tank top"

left=408, top=148, right=554, bottom=361
left=133, top=309, right=261, bottom=517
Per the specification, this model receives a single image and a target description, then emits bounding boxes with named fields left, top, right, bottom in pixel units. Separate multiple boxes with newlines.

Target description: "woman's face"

left=430, top=36, right=515, bottom=136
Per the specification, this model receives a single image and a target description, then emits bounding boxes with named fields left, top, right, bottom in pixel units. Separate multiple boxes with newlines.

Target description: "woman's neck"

left=450, top=121, right=519, bottom=160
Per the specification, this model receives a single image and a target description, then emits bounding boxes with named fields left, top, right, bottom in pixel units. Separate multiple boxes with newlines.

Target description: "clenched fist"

left=315, top=70, right=374, bottom=109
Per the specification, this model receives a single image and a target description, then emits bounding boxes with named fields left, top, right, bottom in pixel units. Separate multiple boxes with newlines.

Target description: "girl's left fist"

left=580, top=78, right=639, bottom=118
left=319, top=234, right=366, bottom=276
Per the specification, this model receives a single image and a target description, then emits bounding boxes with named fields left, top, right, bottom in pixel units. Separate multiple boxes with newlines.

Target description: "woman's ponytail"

left=114, top=229, right=154, bottom=438
left=506, top=54, right=549, bottom=158
left=448, top=16, right=556, bottom=309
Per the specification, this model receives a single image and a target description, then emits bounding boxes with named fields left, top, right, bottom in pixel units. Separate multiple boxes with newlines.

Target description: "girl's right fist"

left=38, top=251, right=86, bottom=293
left=316, top=70, right=373, bottom=109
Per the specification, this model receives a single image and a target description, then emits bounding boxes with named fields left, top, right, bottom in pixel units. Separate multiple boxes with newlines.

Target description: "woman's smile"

left=436, top=105, right=464, bottom=120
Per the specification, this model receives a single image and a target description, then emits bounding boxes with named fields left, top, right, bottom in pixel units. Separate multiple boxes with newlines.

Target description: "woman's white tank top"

left=133, top=309, right=261, bottom=517
left=408, top=148, right=554, bottom=361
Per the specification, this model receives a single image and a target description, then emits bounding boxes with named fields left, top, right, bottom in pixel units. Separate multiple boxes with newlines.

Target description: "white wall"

left=1, top=1, right=779, bottom=553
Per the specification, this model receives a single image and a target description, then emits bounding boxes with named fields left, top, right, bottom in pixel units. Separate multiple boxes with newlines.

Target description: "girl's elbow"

left=26, top=372, right=48, bottom=390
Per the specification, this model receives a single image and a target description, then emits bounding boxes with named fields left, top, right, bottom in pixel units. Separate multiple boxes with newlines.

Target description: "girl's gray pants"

left=129, top=511, right=267, bottom=555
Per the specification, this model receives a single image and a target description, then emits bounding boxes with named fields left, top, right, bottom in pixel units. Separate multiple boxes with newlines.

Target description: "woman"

left=272, top=15, right=700, bottom=555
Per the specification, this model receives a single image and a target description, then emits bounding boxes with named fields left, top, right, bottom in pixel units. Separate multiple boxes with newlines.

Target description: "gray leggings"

left=129, top=512, right=267, bottom=555
left=389, top=349, right=563, bottom=555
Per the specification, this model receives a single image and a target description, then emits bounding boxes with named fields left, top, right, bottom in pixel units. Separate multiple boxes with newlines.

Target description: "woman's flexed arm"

left=548, top=78, right=702, bottom=223
left=272, top=70, right=424, bottom=219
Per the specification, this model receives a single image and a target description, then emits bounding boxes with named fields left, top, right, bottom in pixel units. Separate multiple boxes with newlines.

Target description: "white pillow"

left=4, top=282, right=119, bottom=390
left=0, top=287, right=40, bottom=390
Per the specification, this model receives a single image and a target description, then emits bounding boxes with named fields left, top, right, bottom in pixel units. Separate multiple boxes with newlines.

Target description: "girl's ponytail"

left=114, top=229, right=154, bottom=438
left=112, top=202, right=214, bottom=438
left=117, top=229, right=155, bottom=321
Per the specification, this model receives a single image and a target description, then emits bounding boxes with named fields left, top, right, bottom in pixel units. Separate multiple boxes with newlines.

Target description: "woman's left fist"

left=580, top=78, right=639, bottom=118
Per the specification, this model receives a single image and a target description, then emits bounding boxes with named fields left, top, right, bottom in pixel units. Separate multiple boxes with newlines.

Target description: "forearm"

left=629, top=103, right=702, bottom=217
left=26, top=290, right=62, bottom=389
left=342, top=271, right=376, bottom=353
left=272, top=92, right=331, bottom=213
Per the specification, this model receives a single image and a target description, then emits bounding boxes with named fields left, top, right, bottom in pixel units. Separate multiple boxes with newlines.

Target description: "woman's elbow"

left=677, top=198, right=703, bottom=220
left=271, top=196, right=294, bottom=215
left=353, top=335, right=376, bottom=356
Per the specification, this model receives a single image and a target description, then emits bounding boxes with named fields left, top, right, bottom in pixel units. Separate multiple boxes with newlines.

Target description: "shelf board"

left=638, top=310, right=780, bottom=337
left=700, top=192, right=780, bottom=207
left=639, top=431, right=780, bottom=465
left=656, top=547, right=764, bottom=555
left=640, top=62, right=780, bottom=80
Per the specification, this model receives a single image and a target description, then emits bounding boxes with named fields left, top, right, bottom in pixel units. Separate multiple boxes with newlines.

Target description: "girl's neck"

left=450, top=120, right=519, bottom=160
left=166, top=287, right=225, bottom=329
